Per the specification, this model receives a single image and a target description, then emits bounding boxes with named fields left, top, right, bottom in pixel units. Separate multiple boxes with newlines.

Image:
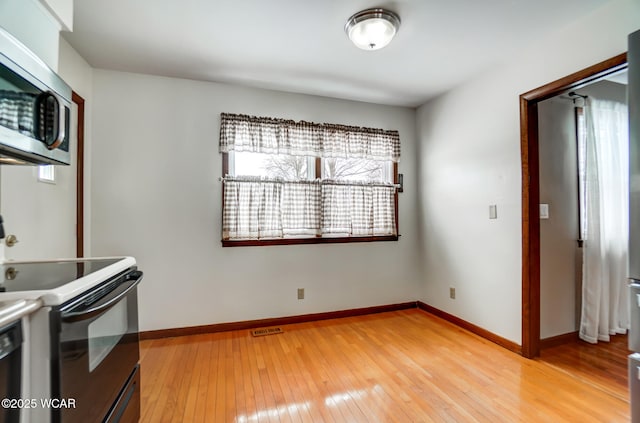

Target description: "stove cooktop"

left=0, top=257, right=136, bottom=305
left=0, top=258, right=121, bottom=292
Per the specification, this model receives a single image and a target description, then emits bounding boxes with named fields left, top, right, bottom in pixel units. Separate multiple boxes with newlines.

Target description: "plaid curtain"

left=281, top=181, right=321, bottom=236
left=220, top=113, right=400, bottom=241
left=222, top=179, right=284, bottom=239
left=223, top=177, right=396, bottom=240
left=219, top=113, right=401, bottom=162
left=322, top=183, right=396, bottom=236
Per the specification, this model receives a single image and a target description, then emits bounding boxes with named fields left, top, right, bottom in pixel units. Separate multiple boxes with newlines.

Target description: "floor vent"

left=251, top=327, right=284, bottom=337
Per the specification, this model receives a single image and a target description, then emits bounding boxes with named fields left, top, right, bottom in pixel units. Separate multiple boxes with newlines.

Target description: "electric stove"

left=0, top=257, right=136, bottom=305
left=0, top=256, right=143, bottom=423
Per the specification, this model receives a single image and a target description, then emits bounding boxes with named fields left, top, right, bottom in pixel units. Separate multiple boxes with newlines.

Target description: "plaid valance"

left=219, top=113, right=401, bottom=162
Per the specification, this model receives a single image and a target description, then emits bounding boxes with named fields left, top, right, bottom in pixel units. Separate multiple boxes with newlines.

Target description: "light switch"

left=540, top=204, right=549, bottom=219
left=489, top=205, right=497, bottom=219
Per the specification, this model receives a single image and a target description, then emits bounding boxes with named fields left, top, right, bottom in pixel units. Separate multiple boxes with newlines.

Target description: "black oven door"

left=0, top=321, right=22, bottom=423
left=51, top=269, right=142, bottom=423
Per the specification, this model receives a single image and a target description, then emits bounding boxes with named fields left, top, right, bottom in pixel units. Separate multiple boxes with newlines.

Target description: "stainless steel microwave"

left=0, top=26, right=71, bottom=165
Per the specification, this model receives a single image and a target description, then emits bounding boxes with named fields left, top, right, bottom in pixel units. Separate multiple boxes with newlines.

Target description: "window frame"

left=221, top=153, right=400, bottom=247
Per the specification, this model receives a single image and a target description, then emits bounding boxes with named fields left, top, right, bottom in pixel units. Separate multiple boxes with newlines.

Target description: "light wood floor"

left=139, top=309, right=629, bottom=422
left=538, top=332, right=629, bottom=403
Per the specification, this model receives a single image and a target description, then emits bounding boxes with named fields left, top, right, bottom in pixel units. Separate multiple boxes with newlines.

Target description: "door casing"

left=519, top=53, right=627, bottom=358
left=72, top=91, right=85, bottom=258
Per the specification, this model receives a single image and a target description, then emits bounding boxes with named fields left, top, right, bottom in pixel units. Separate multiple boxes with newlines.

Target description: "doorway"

left=520, top=53, right=627, bottom=358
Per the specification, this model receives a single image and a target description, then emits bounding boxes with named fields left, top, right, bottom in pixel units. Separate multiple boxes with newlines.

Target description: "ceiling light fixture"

left=345, top=8, right=401, bottom=51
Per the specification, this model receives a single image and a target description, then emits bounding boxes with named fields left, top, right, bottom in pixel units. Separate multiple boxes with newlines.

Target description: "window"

left=231, top=152, right=315, bottom=180
left=219, top=113, right=401, bottom=246
left=323, top=157, right=393, bottom=183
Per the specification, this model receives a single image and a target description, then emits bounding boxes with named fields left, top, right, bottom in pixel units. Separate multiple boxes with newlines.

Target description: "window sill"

left=222, top=235, right=399, bottom=247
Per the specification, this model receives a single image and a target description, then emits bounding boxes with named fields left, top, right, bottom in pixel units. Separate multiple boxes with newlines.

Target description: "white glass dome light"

left=345, top=8, right=401, bottom=51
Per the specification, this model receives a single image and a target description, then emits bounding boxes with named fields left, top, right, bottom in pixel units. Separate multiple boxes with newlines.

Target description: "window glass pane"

left=235, top=152, right=309, bottom=180
left=322, top=158, right=392, bottom=183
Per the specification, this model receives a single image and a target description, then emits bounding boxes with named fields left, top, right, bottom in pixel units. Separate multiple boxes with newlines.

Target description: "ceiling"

left=63, top=0, right=612, bottom=108
left=606, top=69, right=629, bottom=85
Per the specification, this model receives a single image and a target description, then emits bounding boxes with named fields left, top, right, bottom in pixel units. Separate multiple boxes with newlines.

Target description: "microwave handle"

left=47, top=93, right=66, bottom=150
left=61, top=271, right=143, bottom=323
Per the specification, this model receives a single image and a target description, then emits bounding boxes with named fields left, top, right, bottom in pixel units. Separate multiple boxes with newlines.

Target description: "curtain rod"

left=568, top=91, right=588, bottom=106
left=568, top=91, right=588, bottom=99
left=218, top=176, right=401, bottom=189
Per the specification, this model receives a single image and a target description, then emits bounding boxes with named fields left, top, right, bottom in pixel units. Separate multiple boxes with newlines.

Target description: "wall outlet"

left=449, top=287, right=456, bottom=299
left=297, top=288, right=305, bottom=300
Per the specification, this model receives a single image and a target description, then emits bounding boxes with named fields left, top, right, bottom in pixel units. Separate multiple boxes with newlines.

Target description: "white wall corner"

left=0, top=0, right=63, bottom=70
left=39, top=0, right=73, bottom=32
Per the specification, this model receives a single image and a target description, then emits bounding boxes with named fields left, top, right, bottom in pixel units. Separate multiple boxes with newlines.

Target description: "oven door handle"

left=61, top=271, right=143, bottom=323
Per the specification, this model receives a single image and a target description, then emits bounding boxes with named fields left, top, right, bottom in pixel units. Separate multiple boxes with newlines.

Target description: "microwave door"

left=0, top=26, right=72, bottom=165
left=35, top=91, right=70, bottom=151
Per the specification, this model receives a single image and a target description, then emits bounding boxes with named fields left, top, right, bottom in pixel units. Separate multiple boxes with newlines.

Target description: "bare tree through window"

left=323, top=158, right=387, bottom=182
left=262, top=155, right=308, bottom=179
left=235, top=152, right=391, bottom=183
left=235, top=152, right=307, bottom=179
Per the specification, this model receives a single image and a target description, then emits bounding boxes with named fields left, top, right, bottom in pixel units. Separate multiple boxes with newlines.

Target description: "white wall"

left=90, top=70, right=421, bottom=331
left=0, top=38, right=94, bottom=261
left=538, top=97, right=580, bottom=339
left=0, top=40, right=85, bottom=261
left=58, top=37, right=94, bottom=257
left=0, top=0, right=61, bottom=70
left=416, top=0, right=640, bottom=344
left=0, top=0, right=80, bottom=260
left=40, top=0, right=73, bottom=31
left=581, top=79, right=628, bottom=104
left=0, top=163, right=76, bottom=261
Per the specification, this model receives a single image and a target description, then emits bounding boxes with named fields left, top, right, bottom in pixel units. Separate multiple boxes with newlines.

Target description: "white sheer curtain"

left=579, top=98, right=629, bottom=344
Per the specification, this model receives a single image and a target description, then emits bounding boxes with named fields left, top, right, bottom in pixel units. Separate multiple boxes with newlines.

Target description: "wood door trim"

left=72, top=91, right=85, bottom=258
left=540, top=331, right=579, bottom=350
left=519, top=53, right=627, bottom=358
